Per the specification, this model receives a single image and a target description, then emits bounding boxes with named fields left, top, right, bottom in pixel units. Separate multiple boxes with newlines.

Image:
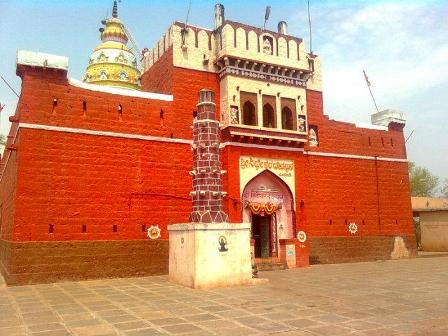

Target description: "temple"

left=0, top=2, right=416, bottom=285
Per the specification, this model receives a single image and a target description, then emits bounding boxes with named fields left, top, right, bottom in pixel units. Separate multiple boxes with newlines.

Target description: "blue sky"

left=0, top=0, right=447, bottom=185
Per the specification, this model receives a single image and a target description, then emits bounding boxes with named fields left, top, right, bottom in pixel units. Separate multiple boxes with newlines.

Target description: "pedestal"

left=168, top=222, right=252, bottom=289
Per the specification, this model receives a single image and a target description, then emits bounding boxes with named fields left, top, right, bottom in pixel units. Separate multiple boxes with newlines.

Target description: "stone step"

left=256, top=262, right=288, bottom=271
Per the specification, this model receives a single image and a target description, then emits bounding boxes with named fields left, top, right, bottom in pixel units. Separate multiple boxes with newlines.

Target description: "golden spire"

left=83, top=1, right=140, bottom=90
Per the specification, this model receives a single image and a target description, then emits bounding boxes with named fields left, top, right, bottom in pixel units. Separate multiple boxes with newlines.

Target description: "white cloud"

left=289, top=1, right=448, bottom=180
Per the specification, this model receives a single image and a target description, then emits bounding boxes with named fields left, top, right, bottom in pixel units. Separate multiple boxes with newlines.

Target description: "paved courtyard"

left=1, top=254, right=448, bottom=336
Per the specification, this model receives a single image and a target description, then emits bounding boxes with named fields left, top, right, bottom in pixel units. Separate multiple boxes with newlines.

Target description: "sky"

left=0, top=0, right=447, bottom=185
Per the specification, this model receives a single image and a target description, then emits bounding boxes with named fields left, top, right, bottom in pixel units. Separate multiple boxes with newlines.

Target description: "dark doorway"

left=252, top=214, right=271, bottom=258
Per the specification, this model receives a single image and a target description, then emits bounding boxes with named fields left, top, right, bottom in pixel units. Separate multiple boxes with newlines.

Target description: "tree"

left=0, top=134, right=5, bottom=145
left=408, top=162, right=439, bottom=197
left=441, top=179, right=448, bottom=198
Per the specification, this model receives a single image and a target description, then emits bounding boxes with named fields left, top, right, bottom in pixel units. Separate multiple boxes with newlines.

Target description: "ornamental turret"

left=83, top=1, right=140, bottom=90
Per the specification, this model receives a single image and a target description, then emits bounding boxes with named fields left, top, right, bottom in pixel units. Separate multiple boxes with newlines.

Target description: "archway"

left=242, top=170, right=294, bottom=260
left=263, top=103, right=276, bottom=128
left=281, top=106, right=294, bottom=130
left=242, top=101, right=257, bottom=126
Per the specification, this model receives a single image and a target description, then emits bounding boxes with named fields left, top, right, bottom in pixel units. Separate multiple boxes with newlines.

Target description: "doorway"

left=252, top=214, right=272, bottom=259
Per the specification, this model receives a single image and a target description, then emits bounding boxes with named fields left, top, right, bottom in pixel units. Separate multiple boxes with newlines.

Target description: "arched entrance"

left=242, top=170, right=294, bottom=262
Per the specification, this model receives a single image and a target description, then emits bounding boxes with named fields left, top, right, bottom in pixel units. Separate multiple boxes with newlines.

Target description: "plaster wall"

left=420, top=211, right=448, bottom=251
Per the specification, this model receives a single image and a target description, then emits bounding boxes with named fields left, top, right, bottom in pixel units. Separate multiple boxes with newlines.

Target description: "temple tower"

left=83, top=1, right=140, bottom=90
left=168, top=89, right=253, bottom=289
left=189, top=89, right=228, bottom=223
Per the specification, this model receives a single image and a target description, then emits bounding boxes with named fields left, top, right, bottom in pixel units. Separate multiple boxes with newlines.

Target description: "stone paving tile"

left=312, top=313, right=350, bottom=324
left=160, top=323, right=204, bottom=334
left=0, top=326, right=28, bottom=336
left=27, top=322, right=67, bottom=333
left=30, top=330, right=73, bottom=336
left=284, top=318, right=325, bottom=329
left=124, top=329, right=166, bottom=336
left=112, top=320, right=152, bottom=331
left=150, top=317, right=187, bottom=326
left=306, top=324, right=354, bottom=335
left=1, top=254, right=448, bottom=336
left=183, top=313, right=221, bottom=322
left=69, top=324, right=118, bottom=336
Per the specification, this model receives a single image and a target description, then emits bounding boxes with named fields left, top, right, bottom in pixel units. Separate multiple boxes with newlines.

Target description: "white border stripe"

left=305, top=151, right=374, bottom=160
left=19, top=123, right=192, bottom=145
left=304, top=150, right=407, bottom=162
left=68, top=78, right=173, bottom=101
left=221, top=141, right=304, bottom=152
left=17, top=123, right=408, bottom=163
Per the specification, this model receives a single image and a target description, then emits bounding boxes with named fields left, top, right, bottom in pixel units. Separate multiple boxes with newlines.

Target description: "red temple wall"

left=0, top=61, right=417, bottom=284
left=306, top=90, right=406, bottom=158
left=13, top=128, right=191, bottom=242
left=0, top=132, right=19, bottom=241
left=140, top=47, right=174, bottom=95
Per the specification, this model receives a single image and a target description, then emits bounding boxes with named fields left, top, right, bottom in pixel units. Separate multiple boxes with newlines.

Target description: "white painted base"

left=168, top=222, right=253, bottom=289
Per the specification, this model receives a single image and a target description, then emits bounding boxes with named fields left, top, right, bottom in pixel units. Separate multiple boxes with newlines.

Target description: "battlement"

left=141, top=5, right=321, bottom=93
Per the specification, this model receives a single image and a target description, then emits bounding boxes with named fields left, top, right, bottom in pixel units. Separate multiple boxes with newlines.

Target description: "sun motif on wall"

left=147, top=225, right=161, bottom=239
left=348, top=223, right=358, bottom=235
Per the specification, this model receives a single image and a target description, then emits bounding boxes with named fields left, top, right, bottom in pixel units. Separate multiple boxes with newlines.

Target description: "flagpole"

left=363, top=70, right=380, bottom=113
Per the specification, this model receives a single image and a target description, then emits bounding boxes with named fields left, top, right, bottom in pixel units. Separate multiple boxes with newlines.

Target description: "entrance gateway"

left=240, top=164, right=296, bottom=265
left=252, top=214, right=273, bottom=259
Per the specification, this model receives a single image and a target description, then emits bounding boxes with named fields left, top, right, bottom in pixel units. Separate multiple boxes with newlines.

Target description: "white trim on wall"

left=17, top=123, right=408, bottom=163
left=19, top=123, right=191, bottom=145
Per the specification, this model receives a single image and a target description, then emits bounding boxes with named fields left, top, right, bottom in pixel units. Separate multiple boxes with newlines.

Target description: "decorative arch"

left=263, top=103, right=276, bottom=128
left=242, top=169, right=296, bottom=243
left=242, top=101, right=257, bottom=126
left=281, top=106, right=294, bottom=130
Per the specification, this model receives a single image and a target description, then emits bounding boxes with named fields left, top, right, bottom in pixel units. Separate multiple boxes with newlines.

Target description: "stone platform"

left=168, top=222, right=253, bottom=289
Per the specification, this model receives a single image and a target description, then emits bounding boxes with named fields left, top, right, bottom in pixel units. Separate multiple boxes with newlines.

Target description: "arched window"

left=281, top=107, right=294, bottom=130
left=242, top=101, right=257, bottom=126
left=263, top=103, right=276, bottom=128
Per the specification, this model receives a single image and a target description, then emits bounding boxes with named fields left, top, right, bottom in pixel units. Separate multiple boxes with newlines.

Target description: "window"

left=242, top=101, right=257, bottom=126
left=263, top=103, right=276, bottom=128
left=281, top=107, right=294, bottom=130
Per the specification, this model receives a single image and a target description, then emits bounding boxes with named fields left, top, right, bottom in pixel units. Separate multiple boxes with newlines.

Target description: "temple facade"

left=0, top=2, right=416, bottom=285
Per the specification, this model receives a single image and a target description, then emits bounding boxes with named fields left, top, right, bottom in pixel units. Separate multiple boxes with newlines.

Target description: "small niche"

left=391, top=138, right=394, bottom=147
left=395, top=219, right=398, bottom=225
left=368, top=136, right=372, bottom=146
left=49, top=224, right=54, bottom=233
left=381, top=137, right=385, bottom=146
left=118, top=104, right=123, bottom=120
left=52, top=98, right=58, bottom=114
left=345, top=219, right=348, bottom=225
left=142, top=224, right=146, bottom=232
left=82, top=101, right=87, bottom=117
left=170, top=132, right=174, bottom=138
left=82, top=224, right=87, bottom=233
left=113, top=224, right=117, bottom=233
left=329, top=219, right=333, bottom=225
left=160, top=109, right=164, bottom=126
left=362, top=219, right=365, bottom=225
left=193, top=110, right=197, bottom=119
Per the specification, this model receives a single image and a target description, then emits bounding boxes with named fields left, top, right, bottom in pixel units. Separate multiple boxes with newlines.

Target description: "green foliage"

left=408, top=162, right=439, bottom=197
left=441, top=179, right=448, bottom=198
left=0, top=134, right=5, bottom=145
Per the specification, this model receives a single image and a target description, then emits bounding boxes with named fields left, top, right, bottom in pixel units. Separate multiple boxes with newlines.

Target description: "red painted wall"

left=1, top=62, right=413, bottom=245
left=2, top=63, right=222, bottom=242
left=140, top=47, right=173, bottom=95
left=0, top=123, right=19, bottom=240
